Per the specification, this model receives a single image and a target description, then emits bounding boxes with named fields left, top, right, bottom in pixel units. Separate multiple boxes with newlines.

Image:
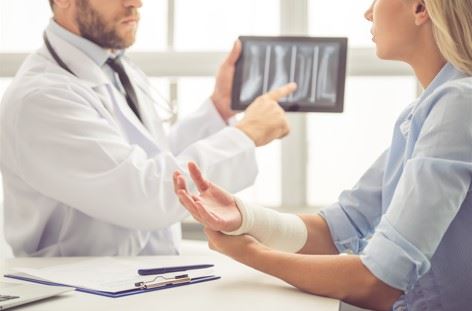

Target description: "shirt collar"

left=47, top=19, right=124, bottom=67
left=419, top=62, right=467, bottom=101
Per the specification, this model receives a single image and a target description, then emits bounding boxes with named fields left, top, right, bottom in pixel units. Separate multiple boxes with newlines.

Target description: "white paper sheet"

left=13, top=257, right=214, bottom=293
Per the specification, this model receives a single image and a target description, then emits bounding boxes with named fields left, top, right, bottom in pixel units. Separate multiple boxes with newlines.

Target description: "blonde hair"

left=425, top=0, right=472, bottom=75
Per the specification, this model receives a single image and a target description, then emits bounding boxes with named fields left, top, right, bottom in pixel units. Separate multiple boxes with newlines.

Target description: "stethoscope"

left=43, top=32, right=178, bottom=123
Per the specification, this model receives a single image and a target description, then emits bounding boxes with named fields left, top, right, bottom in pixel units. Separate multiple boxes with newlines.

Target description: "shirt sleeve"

left=320, top=149, right=388, bottom=254
left=360, top=86, right=472, bottom=291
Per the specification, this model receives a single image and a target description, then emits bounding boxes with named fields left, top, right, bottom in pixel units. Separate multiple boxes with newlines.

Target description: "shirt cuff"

left=360, top=217, right=431, bottom=291
left=319, top=203, right=365, bottom=254
left=219, top=126, right=256, bottom=150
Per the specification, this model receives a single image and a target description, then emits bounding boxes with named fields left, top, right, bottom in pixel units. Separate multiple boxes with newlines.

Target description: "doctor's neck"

left=53, top=17, right=115, bottom=53
left=53, top=16, right=81, bottom=39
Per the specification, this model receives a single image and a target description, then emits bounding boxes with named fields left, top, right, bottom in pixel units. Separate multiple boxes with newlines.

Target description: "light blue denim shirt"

left=320, top=63, right=472, bottom=310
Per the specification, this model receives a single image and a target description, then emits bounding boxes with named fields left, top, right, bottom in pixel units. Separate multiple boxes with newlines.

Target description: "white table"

left=0, top=247, right=339, bottom=311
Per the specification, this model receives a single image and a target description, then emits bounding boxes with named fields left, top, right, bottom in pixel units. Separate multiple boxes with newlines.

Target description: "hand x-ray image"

left=232, top=36, right=347, bottom=112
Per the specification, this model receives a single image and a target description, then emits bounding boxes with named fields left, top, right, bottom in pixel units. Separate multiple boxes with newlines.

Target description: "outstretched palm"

left=173, top=162, right=242, bottom=232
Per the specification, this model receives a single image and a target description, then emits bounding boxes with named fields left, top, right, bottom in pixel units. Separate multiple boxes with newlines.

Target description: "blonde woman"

left=173, top=0, right=472, bottom=310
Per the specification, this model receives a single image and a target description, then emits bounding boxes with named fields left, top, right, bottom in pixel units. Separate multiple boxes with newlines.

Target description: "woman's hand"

left=204, top=228, right=263, bottom=262
left=173, top=162, right=243, bottom=232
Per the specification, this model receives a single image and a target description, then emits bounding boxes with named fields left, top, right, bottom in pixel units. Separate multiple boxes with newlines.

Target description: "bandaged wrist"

left=223, top=197, right=308, bottom=253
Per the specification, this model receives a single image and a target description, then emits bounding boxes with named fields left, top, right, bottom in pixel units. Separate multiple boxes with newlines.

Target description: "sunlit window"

left=0, top=0, right=416, bottom=210
left=178, top=77, right=282, bottom=207
left=177, top=77, right=214, bottom=119
left=309, top=0, right=374, bottom=48
left=307, top=76, right=417, bottom=205
left=0, top=0, right=167, bottom=52
left=236, top=141, right=282, bottom=207
left=174, top=0, right=280, bottom=51
left=129, top=0, right=167, bottom=52
left=0, top=1, right=50, bottom=52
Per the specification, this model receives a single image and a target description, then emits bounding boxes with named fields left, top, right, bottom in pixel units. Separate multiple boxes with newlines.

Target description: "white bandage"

left=223, top=197, right=308, bottom=253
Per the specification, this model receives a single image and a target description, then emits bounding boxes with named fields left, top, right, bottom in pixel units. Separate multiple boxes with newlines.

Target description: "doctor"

left=0, top=0, right=296, bottom=257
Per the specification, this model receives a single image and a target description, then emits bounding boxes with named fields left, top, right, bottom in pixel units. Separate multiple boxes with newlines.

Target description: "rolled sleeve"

left=320, top=204, right=366, bottom=253
left=361, top=86, right=472, bottom=291
left=360, top=157, right=471, bottom=291
left=360, top=217, right=430, bottom=291
left=319, top=150, right=389, bottom=254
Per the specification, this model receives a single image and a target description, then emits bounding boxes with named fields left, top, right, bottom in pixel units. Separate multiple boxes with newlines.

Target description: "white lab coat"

left=0, top=29, right=258, bottom=257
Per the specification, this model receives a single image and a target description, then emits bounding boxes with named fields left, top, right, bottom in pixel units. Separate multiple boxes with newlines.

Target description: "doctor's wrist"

left=234, top=123, right=264, bottom=146
left=210, top=94, right=236, bottom=123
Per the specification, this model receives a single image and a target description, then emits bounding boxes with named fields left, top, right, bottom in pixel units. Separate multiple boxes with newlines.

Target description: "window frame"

left=0, top=0, right=415, bottom=212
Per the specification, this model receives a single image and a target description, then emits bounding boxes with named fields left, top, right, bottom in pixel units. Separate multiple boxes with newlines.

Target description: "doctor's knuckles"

left=235, top=83, right=297, bottom=147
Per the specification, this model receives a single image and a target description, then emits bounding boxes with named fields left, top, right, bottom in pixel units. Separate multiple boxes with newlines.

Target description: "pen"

left=138, top=264, right=214, bottom=275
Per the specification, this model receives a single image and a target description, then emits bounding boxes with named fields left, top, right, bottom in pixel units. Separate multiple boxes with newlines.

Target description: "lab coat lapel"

left=43, top=29, right=167, bottom=151
left=43, top=29, right=115, bottom=116
left=107, top=84, right=164, bottom=147
left=121, top=60, right=170, bottom=150
left=136, top=89, right=170, bottom=150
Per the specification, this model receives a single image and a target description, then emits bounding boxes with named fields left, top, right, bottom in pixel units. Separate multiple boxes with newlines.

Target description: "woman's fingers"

left=174, top=173, right=204, bottom=221
left=188, top=162, right=210, bottom=192
left=174, top=165, right=226, bottom=230
left=173, top=172, right=180, bottom=193
left=173, top=171, right=188, bottom=193
left=176, top=189, right=204, bottom=222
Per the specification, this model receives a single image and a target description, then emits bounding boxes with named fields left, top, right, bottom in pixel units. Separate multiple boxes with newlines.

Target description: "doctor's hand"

left=173, top=162, right=243, bottom=232
left=235, top=83, right=297, bottom=147
left=211, top=40, right=242, bottom=122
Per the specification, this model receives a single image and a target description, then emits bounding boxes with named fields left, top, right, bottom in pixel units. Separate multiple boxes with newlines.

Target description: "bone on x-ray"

left=240, top=41, right=340, bottom=108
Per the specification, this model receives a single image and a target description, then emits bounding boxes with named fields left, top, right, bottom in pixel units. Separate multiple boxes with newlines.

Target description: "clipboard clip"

left=134, top=274, right=191, bottom=290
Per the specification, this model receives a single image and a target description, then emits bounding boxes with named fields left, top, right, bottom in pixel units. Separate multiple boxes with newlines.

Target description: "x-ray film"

left=232, top=36, right=347, bottom=112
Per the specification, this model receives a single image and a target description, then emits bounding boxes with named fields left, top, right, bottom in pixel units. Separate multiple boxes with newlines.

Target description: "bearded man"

left=0, top=0, right=295, bottom=256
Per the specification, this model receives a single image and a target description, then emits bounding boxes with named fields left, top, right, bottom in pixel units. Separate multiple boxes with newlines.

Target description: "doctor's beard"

left=75, top=0, right=138, bottom=50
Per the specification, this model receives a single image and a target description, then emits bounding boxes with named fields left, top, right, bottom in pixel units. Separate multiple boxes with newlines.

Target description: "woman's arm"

left=206, top=229, right=402, bottom=311
left=174, top=166, right=340, bottom=255
left=297, top=214, right=339, bottom=255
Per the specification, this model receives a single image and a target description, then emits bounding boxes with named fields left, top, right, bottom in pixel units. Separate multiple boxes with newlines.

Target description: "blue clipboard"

left=4, top=273, right=221, bottom=298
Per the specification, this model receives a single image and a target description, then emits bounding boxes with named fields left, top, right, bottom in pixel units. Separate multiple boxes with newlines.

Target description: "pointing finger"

left=264, top=82, right=297, bottom=101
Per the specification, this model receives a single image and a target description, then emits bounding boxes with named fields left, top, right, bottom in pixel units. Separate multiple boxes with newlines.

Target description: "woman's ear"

left=412, top=0, right=429, bottom=26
